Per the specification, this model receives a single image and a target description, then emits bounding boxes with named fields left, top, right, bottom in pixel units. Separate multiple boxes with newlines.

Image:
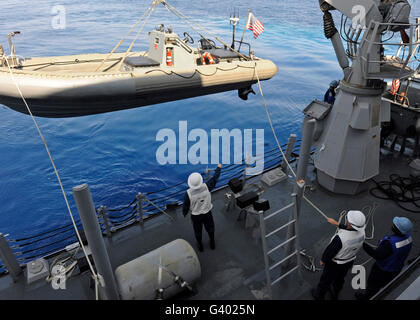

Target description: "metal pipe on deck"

left=98, top=206, right=112, bottom=238
left=281, top=134, right=297, bottom=172
left=284, top=119, right=316, bottom=262
left=295, top=119, right=316, bottom=192
left=73, top=184, right=120, bottom=300
left=136, top=192, right=144, bottom=226
left=0, top=233, right=22, bottom=282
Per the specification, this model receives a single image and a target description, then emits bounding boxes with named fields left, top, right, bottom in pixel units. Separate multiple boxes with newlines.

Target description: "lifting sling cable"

left=2, top=55, right=103, bottom=299
left=116, top=1, right=158, bottom=70
left=161, top=0, right=250, bottom=61
left=251, top=56, right=378, bottom=266
left=97, top=0, right=158, bottom=72
left=251, top=58, right=298, bottom=180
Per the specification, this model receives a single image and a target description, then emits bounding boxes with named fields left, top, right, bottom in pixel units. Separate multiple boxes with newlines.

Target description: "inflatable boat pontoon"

left=0, top=25, right=278, bottom=118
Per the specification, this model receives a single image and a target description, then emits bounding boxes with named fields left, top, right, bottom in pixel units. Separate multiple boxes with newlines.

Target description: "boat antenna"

left=238, top=9, right=251, bottom=53
left=161, top=0, right=250, bottom=60
left=230, top=8, right=239, bottom=50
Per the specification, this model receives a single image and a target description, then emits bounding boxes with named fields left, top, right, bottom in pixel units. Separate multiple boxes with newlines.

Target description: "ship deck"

left=0, top=148, right=419, bottom=300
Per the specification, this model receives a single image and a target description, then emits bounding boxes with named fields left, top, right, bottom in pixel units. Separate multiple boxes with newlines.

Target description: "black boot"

left=197, top=241, right=204, bottom=252
left=355, top=291, right=369, bottom=301
left=209, top=233, right=215, bottom=250
left=310, top=288, right=324, bottom=300
left=329, top=286, right=339, bottom=300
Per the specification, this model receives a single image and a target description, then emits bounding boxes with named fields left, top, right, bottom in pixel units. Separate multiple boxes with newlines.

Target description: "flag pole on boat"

left=238, top=10, right=251, bottom=53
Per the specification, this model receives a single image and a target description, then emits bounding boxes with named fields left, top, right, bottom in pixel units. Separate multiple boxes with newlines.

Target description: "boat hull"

left=0, top=80, right=259, bottom=118
left=0, top=59, right=278, bottom=118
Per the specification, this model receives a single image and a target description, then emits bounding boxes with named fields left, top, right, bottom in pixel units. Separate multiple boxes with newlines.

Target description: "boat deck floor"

left=0, top=150, right=419, bottom=300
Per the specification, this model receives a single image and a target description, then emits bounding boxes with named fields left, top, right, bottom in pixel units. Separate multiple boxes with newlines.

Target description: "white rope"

left=95, top=0, right=159, bottom=72
left=244, top=25, right=379, bottom=276
left=252, top=60, right=298, bottom=179
left=117, top=2, right=158, bottom=69
left=302, top=194, right=330, bottom=220
left=3, top=56, right=102, bottom=299
left=162, top=0, right=250, bottom=61
left=248, top=33, right=381, bottom=271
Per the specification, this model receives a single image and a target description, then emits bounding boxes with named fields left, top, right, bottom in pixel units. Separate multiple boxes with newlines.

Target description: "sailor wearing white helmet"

left=311, top=210, right=366, bottom=300
left=183, top=164, right=222, bottom=252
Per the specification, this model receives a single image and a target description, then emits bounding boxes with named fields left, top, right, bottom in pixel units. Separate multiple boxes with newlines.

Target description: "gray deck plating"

left=0, top=151, right=418, bottom=300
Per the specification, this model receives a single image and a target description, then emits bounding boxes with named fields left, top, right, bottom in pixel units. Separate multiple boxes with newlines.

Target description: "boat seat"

left=124, top=56, right=160, bottom=68
left=201, top=48, right=240, bottom=59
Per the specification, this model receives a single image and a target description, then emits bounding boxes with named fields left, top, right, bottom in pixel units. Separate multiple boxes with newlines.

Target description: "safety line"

left=2, top=55, right=102, bottom=299
left=116, top=2, right=158, bottom=70
left=251, top=59, right=297, bottom=179
left=162, top=0, right=250, bottom=61
left=96, top=0, right=159, bottom=71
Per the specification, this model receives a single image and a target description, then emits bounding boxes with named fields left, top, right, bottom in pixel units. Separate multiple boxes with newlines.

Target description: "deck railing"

left=0, top=138, right=301, bottom=275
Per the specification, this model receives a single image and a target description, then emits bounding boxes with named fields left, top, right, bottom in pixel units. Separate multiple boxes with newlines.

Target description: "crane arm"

left=319, top=0, right=383, bottom=27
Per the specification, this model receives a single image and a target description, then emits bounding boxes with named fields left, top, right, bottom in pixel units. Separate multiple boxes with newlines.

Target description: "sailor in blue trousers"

left=355, top=217, right=413, bottom=300
left=183, top=164, right=222, bottom=252
left=324, top=80, right=339, bottom=104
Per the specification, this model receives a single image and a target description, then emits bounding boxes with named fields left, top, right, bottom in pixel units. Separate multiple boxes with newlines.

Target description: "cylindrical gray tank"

left=115, top=239, right=201, bottom=300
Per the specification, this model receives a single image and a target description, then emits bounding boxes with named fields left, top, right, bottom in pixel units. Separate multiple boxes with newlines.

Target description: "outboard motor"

left=238, top=86, right=256, bottom=100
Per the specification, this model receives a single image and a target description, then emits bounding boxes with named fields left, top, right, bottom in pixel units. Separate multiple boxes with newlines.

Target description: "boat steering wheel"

left=183, top=32, right=194, bottom=44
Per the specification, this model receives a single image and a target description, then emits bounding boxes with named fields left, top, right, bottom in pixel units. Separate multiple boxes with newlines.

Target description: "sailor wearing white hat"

left=311, top=210, right=366, bottom=300
left=183, top=164, right=222, bottom=252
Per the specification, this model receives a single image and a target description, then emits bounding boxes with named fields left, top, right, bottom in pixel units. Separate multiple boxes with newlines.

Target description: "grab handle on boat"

left=7, top=31, right=21, bottom=66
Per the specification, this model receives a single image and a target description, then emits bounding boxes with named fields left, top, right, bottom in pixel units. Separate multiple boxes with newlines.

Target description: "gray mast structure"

left=306, top=0, right=418, bottom=194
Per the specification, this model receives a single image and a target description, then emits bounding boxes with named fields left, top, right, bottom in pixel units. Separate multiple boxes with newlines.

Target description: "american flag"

left=391, top=79, right=401, bottom=95
left=246, top=12, right=264, bottom=39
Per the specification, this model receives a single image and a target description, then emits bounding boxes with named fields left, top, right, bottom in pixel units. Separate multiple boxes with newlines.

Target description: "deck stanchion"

left=291, top=193, right=303, bottom=280
left=137, top=193, right=144, bottom=226
left=98, top=206, right=112, bottom=238
left=284, top=119, right=316, bottom=263
left=282, top=134, right=297, bottom=172
left=0, top=233, right=22, bottom=282
left=73, top=184, right=120, bottom=300
left=258, top=211, right=273, bottom=299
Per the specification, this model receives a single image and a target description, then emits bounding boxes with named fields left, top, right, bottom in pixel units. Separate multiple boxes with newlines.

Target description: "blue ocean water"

left=0, top=0, right=419, bottom=253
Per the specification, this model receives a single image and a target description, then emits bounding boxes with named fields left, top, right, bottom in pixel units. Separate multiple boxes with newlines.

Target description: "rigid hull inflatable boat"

left=0, top=28, right=278, bottom=118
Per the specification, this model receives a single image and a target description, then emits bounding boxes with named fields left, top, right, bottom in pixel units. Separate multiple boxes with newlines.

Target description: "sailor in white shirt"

left=311, top=210, right=366, bottom=300
left=183, top=164, right=222, bottom=252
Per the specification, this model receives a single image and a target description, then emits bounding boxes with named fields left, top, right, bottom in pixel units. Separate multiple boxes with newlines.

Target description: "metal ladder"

left=257, top=193, right=302, bottom=299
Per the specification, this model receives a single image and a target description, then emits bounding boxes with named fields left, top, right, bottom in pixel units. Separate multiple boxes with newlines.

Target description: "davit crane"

left=306, top=0, right=418, bottom=194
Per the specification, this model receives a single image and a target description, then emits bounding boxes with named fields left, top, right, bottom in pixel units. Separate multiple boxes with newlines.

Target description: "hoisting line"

left=2, top=55, right=103, bottom=299
left=251, top=58, right=298, bottom=179
left=251, top=57, right=379, bottom=269
left=161, top=0, right=250, bottom=61
left=166, top=0, right=380, bottom=270
left=96, top=0, right=160, bottom=72
left=116, top=1, right=159, bottom=70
